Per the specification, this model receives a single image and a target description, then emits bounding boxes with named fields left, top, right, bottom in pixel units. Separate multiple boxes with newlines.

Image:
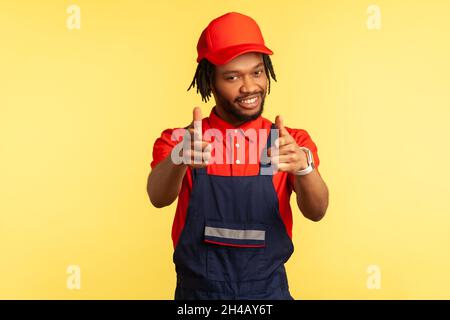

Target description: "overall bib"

left=173, top=125, right=294, bottom=300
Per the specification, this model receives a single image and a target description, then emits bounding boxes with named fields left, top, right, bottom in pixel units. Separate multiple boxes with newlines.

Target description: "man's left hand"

left=268, top=115, right=309, bottom=174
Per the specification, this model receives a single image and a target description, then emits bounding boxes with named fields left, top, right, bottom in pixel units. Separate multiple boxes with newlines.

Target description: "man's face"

left=212, top=52, right=268, bottom=123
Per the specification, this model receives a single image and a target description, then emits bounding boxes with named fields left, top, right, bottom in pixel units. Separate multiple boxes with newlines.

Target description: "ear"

left=266, top=78, right=270, bottom=95
left=209, top=77, right=218, bottom=97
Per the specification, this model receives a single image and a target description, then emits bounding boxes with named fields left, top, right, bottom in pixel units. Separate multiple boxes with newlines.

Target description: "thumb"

left=275, top=115, right=288, bottom=136
left=192, top=106, right=202, bottom=139
left=193, top=106, right=202, bottom=123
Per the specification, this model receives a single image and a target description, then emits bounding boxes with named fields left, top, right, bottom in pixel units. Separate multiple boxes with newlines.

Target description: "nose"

left=240, top=75, right=259, bottom=94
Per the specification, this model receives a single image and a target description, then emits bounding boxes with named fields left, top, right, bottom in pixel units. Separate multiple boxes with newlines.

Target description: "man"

left=147, top=12, right=329, bottom=300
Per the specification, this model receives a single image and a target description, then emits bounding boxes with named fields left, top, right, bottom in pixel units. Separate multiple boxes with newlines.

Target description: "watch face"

left=300, top=147, right=314, bottom=170
left=305, top=149, right=313, bottom=165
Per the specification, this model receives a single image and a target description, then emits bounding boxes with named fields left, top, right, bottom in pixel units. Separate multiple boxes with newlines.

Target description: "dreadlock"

left=187, top=54, right=277, bottom=103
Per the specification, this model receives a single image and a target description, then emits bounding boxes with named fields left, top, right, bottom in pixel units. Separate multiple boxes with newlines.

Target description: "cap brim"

left=205, top=43, right=273, bottom=66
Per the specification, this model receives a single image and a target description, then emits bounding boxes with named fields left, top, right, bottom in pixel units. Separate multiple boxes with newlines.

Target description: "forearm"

left=147, top=155, right=187, bottom=208
left=294, top=170, right=329, bottom=221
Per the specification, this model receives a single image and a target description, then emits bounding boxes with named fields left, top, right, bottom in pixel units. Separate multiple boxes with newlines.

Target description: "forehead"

left=216, top=52, right=264, bottom=73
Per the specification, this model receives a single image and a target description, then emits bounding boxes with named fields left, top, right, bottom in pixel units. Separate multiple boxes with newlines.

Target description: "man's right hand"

left=148, top=107, right=211, bottom=208
left=178, top=107, right=211, bottom=168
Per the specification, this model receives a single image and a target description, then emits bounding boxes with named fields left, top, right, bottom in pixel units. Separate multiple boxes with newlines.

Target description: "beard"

left=214, top=86, right=266, bottom=123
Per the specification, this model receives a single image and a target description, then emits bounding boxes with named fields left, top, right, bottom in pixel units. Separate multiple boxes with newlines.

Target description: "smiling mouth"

left=237, top=95, right=260, bottom=109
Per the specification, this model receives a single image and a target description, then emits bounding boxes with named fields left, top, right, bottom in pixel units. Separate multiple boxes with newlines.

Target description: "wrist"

left=294, top=147, right=315, bottom=176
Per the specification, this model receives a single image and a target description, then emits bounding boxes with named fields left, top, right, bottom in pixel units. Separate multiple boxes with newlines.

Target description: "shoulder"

left=150, top=127, right=184, bottom=169
left=153, top=128, right=185, bottom=147
left=285, top=127, right=316, bottom=149
left=285, top=126, right=321, bottom=170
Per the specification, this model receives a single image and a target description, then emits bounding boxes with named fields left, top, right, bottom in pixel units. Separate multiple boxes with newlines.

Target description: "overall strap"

left=259, top=123, right=277, bottom=175
left=193, top=166, right=207, bottom=177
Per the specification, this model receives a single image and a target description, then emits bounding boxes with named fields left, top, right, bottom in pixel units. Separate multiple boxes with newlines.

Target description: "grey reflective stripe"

left=205, top=227, right=265, bottom=241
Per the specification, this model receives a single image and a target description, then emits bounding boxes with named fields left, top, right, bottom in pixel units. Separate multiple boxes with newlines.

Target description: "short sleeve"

left=285, top=127, right=321, bottom=188
left=150, top=128, right=183, bottom=169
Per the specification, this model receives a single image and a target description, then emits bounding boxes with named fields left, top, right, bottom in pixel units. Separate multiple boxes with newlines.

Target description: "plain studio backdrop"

left=1, top=0, right=450, bottom=299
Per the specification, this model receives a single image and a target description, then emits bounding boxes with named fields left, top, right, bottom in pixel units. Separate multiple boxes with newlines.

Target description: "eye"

left=254, top=70, right=263, bottom=77
left=226, top=76, right=238, bottom=81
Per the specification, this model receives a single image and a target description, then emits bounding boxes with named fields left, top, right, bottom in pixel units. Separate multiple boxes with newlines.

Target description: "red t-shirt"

left=151, top=107, right=321, bottom=248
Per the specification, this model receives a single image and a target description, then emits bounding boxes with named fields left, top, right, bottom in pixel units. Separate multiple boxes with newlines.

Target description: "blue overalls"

left=173, top=125, right=294, bottom=300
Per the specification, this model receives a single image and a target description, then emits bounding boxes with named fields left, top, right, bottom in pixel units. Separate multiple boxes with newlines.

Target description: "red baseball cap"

left=196, top=12, right=273, bottom=65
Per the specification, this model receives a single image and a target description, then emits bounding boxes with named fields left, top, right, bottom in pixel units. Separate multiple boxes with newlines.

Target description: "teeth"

left=240, top=97, right=257, bottom=104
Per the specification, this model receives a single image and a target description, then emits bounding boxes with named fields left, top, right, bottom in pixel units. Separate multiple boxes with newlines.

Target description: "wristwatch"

left=295, top=147, right=315, bottom=176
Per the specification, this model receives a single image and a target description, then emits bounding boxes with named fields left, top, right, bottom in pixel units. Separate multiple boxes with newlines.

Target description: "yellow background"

left=1, top=0, right=450, bottom=299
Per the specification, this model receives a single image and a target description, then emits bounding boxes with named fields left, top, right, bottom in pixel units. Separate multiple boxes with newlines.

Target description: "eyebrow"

left=222, top=62, right=264, bottom=75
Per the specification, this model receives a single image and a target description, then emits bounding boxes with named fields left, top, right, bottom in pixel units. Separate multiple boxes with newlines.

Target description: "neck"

left=214, top=104, right=249, bottom=127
